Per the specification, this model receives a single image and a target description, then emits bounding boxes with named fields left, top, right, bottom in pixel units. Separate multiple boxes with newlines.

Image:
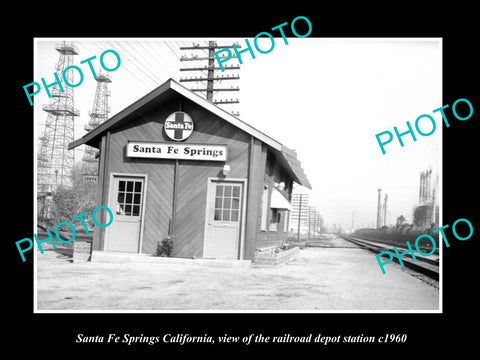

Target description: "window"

left=116, top=180, right=142, bottom=216
left=284, top=210, right=289, bottom=232
left=260, top=185, right=269, bottom=231
left=214, top=184, right=241, bottom=222
left=269, top=208, right=280, bottom=232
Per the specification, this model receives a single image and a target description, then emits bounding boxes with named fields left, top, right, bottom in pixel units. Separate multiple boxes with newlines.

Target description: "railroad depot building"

left=69, top=79, right=311, bottom=261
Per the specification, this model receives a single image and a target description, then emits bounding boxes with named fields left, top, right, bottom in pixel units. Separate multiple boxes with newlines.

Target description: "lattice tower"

left=37, top=41, right=79, bottom=221
left=81, top=71, right=111, bottom=180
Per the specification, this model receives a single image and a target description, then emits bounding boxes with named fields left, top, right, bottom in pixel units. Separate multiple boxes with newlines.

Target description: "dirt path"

left=36, top=236, right=439, bottom=311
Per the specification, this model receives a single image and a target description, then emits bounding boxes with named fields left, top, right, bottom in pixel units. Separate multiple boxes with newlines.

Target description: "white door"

left=106, top=176, right=144, bottom=252
left=204, top=180, right=243, bottom=259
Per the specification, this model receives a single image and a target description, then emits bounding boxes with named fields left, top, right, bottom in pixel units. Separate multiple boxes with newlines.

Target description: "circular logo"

left=164, top=111, right=194, bottom=141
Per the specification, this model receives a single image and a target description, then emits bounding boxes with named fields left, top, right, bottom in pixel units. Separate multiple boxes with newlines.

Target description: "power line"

left=133, top=41, right=172, bottom=82
left=141, top=41, right=179, bottom=78
left=78, top=41, right=153, bottom=93
left=111, top=41, right=165, bottom=86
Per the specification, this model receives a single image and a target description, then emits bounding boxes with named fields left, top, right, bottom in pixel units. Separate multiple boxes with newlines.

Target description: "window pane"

left=118, top=192, right=125, bottom=203
left=134, top=181, right=142, bottom=192
left=215, top=185, right=223, bottom=196
left=224, top=185, right=232, bottom=197
left=118, top=181, right=125, bottom=191
left=132, top=205, right=140, bottom=216
left=116, top=204, right=125, bottom=215
left=125, top=204, right=132, bottom=215
left=214, top=209, right=221, bottom=221
left=126, top=193, right=133, bottom=204
left=270, top=209, right=278, bottom=223
left=126, top=181, right=134, bottom=192
left=134, top=193, right=141, bottom=204
left=222, top=210, right=230, bottom=221
left=232, top=198, right=239, bottom=209
left=231, top=210, right=239, bottom=222
left=215, top=197, right=222, bottom=208
left=232, top=186, right=240, bottom=197
left=223, top=197, right=231, bottom=209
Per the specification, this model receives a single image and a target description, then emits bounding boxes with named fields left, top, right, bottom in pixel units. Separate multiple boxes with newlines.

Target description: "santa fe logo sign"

left=164, top=111, right=194, bottom=141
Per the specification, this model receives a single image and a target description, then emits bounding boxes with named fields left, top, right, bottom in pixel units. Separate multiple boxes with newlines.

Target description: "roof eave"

left=68, top=79, right=176, bottom=150
left=276, top=146, right=312, bottom=190
left=68, top=78, right=283, bottom=152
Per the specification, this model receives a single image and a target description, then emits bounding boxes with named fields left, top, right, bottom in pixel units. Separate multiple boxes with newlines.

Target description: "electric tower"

left=179, top=41, right=241, bottom=116
left=82, top=71, right=112, bottom=181
left=37, top=41, right=80, bottom=222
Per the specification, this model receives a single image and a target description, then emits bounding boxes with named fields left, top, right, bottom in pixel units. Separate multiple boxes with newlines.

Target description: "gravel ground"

left=36, top=235, right=439, bottom=311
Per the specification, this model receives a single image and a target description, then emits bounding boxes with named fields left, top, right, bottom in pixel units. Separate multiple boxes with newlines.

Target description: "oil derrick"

left=37, top=41, right=80, bottom=222
left=180, top=41, right=241, bottom=116
left=82, top=71, right=111, bottom=182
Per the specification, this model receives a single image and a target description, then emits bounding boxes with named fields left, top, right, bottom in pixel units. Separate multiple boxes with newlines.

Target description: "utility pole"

left=180, top=41, right=241, bottom=115
left=297, top=194, right=303, bottom=242
left=376, top=188, right=382, bottom=229
left=352, top=211, right=355, bottom=232
left=307, top=206, right=311, bottom=240
left=383, top=193, right=388, bottom=227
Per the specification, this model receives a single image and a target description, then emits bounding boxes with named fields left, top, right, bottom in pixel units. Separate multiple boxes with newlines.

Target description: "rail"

left=339, top=234, right=439, bottom=281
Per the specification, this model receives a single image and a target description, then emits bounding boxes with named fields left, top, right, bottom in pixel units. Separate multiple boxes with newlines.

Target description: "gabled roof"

left=68, top=78, right=311, bottom=189
left=68, top=78, right=282, bottom=151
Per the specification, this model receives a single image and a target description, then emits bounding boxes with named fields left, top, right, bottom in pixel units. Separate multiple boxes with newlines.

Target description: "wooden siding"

left=255, top=148, right=293, bottom=248
left=102, top=96, right=252, bottom=258
left=173, top=100, right=250, bottom=258
left=104, top=100, right=178, bottom=255
left=93, top=135, right=107, bottom=251
left=244, top=138, right=267, bottom=260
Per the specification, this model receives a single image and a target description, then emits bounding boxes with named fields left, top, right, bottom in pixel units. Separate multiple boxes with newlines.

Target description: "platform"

left=91, top=250, right=252, bottom=268
left=36, top=235, right=439, bottom=311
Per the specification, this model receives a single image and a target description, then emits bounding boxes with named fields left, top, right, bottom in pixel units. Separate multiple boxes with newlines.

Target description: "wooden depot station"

left=69, top=79, right=311, bottom=261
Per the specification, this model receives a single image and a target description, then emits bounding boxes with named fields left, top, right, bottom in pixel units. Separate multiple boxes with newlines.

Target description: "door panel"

left=106, top=176, right=144, bottom=252
left=204, top=181, right=243, bottom=259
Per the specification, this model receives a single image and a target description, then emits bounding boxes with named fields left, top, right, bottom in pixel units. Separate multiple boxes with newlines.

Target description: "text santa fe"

left=126, top=141, right=227, bottom=161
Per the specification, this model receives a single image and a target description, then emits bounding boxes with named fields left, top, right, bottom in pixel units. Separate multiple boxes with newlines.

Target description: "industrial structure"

left=179, top=41, right=240, bottom=115
left=375, top=188, right=389, bottom=228
left=376, top=188, right=382, bottom=228
left=413, top=168, right=439, bottom=227
left=37, top=41, right=79, bottom=221
left=383, top=193, right=389, bottom=227
left=81, top=71, right=112, bottom=182
left=419, top=168, right=433, bottom=204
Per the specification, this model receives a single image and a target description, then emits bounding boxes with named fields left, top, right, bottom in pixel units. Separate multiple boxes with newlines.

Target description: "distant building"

left=396, top=215, right=407, bottom=228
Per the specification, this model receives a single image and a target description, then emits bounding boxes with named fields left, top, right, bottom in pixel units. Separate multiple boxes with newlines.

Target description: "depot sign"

left=127, top=141, right=227, bottom=161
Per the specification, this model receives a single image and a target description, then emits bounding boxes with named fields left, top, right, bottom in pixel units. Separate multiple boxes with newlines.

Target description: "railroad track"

left=338, top=234, right=439, bottom=281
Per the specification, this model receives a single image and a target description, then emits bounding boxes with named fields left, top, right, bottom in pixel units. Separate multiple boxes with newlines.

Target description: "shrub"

left=156, top=235, right=174, bottom=257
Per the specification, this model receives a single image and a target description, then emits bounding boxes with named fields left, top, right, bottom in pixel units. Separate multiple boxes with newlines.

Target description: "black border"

left=8, top=4, right=479, bottom=355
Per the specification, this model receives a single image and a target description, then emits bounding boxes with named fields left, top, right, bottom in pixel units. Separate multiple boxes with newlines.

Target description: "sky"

left=34, top=37, right=442, bottom=230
